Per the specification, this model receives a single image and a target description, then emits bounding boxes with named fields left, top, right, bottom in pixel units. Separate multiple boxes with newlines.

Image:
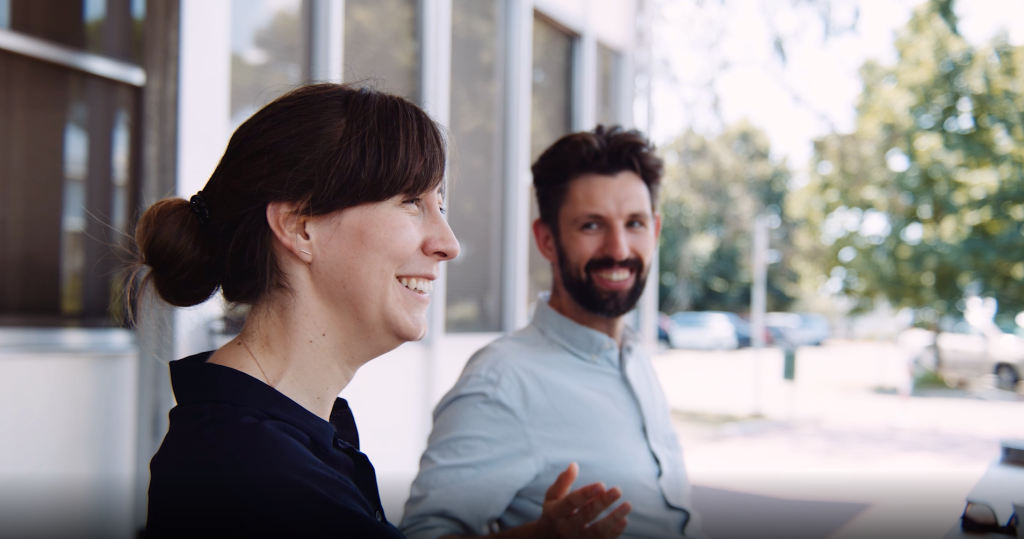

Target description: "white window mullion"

left=575, top=30, right=596, bottom=130
left=504, top=0, right=534, bottom=332
left=176, top=0, right=231, bottom=361
left=310, top=0, right=344, bottom=82
left=420, top=0, right=452, bottom=126
left=419, top=0, right=452, bottom=349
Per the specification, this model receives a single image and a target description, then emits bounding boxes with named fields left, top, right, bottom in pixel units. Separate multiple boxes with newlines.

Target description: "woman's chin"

left=394, top=317, right=429, bottom=343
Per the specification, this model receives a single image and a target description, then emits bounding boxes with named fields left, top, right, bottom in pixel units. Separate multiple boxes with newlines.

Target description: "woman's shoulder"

left=148, top=403, right=403, bottom=537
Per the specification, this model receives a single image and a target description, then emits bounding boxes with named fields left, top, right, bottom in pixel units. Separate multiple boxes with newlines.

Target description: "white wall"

left=339, top=333, right=502, bottom=522
left=0, top=329, right=138, bottom=539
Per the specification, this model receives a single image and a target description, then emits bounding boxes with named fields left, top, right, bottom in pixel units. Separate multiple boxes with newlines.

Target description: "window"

left=0, top=4, right=143, bottom=327
left=446, top=0, right=506, bottom=332
left=344, top=0, right=420, bottom=102
left=230, top=0, right=307, bottom=128
left=528, top=13, right=574, bottom=305
left=4, top=0, right=145, bottom=64
left=596, top=43, right=620, bottom=127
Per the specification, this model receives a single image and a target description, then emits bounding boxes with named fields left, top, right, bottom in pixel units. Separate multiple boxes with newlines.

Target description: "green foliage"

left=659, top=122, right=798, bottom=314
left=793, top=0, right=1024, bottom=317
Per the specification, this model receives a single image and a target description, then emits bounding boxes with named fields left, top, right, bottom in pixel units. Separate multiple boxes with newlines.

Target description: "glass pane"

left=0, top=51, right=140, bottom=326
left=528, top=14, right=574, bottom=307
left=446, top=0, right=505, bottom=333
left=230, top=0, right=307, bottom=129
left=8, top=0, right=144, bottom=64
left=596, top=43, right=620, bottom=127
left=0, top=0, right=9, bottom=29
left=344, top=0, right=420, bottom=102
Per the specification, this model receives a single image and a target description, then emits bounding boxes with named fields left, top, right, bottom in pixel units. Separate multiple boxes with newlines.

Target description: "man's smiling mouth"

left=594, top=269, right=632, bottom=282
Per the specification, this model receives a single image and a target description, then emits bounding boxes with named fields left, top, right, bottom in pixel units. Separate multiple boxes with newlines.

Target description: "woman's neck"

left=209, top=295, right=384, bottom=421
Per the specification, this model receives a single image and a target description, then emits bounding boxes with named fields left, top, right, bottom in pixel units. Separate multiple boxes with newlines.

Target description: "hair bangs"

left=308, top=89, right=446, bottom=217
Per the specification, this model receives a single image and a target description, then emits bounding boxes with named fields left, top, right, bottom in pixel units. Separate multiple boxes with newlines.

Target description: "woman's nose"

left=427, top=212, right=460, bottom=261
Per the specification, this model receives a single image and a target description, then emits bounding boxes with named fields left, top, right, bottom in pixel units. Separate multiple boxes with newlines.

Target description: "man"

left=401, top=127, right=701, bottom=539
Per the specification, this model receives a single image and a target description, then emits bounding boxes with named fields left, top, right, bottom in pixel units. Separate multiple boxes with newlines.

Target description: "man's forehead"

left=562, top=171, right=653, bottom=216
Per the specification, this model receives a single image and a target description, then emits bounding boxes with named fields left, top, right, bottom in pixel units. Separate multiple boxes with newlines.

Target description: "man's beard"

left=555, top=237, right=648, bottom=318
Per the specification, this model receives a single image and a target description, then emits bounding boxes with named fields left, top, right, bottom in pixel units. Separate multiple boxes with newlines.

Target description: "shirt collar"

left=169, top=351, right=358, bottom=452
left=531, top=294, right=640, bottom=368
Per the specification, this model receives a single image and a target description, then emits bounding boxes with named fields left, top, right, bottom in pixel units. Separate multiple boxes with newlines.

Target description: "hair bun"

left=135, top=198, right=221, bottom=307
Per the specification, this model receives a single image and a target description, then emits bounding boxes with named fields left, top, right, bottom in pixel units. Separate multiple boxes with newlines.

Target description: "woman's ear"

left=267, top=202, right=313, bottom=263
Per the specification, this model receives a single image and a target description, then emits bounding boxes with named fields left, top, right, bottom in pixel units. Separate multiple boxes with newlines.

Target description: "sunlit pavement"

left=655, top=341, right=1024, bottom=539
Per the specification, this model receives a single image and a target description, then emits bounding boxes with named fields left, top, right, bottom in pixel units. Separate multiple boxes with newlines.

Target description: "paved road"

left=656, top=341, right=1024, bottom=539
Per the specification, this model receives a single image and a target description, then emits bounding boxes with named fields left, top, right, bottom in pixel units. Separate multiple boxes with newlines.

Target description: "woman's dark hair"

left=531, top=125, right=663, bottom=233
left=133, top=83, right=446, bottom=308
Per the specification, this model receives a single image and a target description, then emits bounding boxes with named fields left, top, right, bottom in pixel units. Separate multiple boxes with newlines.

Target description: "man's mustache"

left=584, top=257, right=643, bottom=276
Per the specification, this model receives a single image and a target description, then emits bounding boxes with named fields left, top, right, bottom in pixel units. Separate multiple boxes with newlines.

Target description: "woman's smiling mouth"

left=398, top=277, right=433, bottom=294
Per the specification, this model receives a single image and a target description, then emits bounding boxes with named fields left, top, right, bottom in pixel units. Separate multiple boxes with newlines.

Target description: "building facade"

left=0, top=0, right=654, bottom=534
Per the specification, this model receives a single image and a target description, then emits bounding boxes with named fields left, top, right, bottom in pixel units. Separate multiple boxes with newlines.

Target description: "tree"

left=792, top=0, right=1024, bottom=326
left=659, top=122, right=798, bottom=314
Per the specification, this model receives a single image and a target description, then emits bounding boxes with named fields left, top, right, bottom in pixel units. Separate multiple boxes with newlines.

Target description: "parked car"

left=899, top=323, right=1023, bottom=391
left=667, top=312, right=739, bottom=350
left=716, top=312, right=778, bottom=348
left=765, top=312, right=830, bottom=347
left=657, top=313, right=673, bottom=345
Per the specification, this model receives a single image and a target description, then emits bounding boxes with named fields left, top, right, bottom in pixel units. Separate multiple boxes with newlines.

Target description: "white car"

left=899, top=324, right=1023, bottom=391
left=667, top=312, right=739, bottom=350
left=765, top=312, right=831, bottom=347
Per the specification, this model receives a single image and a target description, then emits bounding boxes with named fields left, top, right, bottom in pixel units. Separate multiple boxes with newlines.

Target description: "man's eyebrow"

left=572, top=213, right=609, bottom=222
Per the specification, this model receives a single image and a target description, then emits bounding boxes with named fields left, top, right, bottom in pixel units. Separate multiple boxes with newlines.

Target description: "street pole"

left=751, top=214, right=768, bottom=348
left=751, top=214, right=768, bottom=415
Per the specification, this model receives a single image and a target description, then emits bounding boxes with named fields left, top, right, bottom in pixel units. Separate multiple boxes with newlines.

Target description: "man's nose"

left=602, top=226, right=631, bottom=261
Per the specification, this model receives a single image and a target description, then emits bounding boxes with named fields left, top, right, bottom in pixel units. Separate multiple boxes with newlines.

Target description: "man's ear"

left=266, top=202, right=313, bottom=263
left=532, top=218, right=559, bottom=264
left=654, top=212, right=662, bottom=241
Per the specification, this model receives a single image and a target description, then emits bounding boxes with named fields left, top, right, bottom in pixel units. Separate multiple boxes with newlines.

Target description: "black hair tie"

left=190, top=191, right=211, bottom=225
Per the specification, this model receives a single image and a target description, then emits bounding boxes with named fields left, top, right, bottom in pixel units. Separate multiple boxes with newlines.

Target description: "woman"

left=136, top=84, right=457, bottom=537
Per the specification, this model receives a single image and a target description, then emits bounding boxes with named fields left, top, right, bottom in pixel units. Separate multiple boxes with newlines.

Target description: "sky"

left=649, top=0, right=1024, bottom=172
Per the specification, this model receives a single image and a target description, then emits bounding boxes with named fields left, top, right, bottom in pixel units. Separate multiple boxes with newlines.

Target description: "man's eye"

left=628, top=220, right=645, bottom=228
left=581, top=222, right=598, bottom=231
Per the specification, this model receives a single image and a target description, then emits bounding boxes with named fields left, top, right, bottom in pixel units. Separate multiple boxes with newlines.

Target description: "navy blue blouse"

left=146, top=351, right=405, bottom=538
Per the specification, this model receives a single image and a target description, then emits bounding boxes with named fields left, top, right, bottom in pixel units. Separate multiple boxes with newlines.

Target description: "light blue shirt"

left=400, top=298, right=701, bottom=539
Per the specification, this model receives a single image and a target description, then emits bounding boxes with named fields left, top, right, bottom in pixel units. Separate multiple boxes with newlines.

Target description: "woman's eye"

left=404, top=197, right=422, bottom=205
left=581, top=222, right=598, bottom=231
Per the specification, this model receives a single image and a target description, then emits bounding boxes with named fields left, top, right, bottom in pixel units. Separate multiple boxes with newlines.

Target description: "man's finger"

left=553, top=481, right=607, bottom=517
left=586, top=502, right=631, bottom=539
left=544, top=463, right=579, bottom=502
left=571, top=486, right=622, bottom=526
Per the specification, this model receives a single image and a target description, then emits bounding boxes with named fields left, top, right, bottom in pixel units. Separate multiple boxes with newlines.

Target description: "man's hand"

left=531, top=463, right=631, bottom=539
left=439, top=463, right=631, bottom=539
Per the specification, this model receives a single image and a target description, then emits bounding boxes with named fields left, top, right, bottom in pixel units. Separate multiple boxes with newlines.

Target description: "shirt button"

left=375, top=511, right=382, bottom=521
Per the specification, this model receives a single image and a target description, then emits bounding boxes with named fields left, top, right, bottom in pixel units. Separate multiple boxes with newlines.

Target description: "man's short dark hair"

left=532, top=125, right=663, bottom=232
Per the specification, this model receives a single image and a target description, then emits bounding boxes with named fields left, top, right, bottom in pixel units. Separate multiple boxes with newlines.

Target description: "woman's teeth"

left=596, top=269, right=631, bottom=282
left=399, top=277, right=433, bottom=294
